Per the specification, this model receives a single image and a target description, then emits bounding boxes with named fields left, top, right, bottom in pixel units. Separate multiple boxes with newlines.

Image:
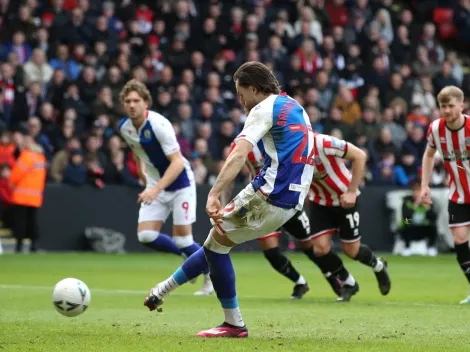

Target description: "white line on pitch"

left=0, top=284, right=461, bottom=308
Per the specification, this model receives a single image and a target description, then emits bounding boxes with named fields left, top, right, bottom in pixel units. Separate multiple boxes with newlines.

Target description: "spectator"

left=324, top=107, right=353, bottom=141
left=371, top=152, right=408, bottom=186
left=49, top=44, right=81, bottom=81
left=333, top=86, right=362, bottom=126
left=411, top=77, right=437, bottom=116
left=380, top=107, right=407, bottom=148
left=190, top=151, right=208, bottom=185
left=23, top=48, right=54, bottom=88
left=294, top=6, right=323, bottom=45
left=104, top=149, right=140, bottom=187
left=0, top=130, right=15, bottom=168
left=63, top=148, right=88, bottom=186
left=49, top=137, right=81, bottom=183
left=401, top=125, right=427, bottom=162
left=399, top=180, right=438, bottom=256
left=0, top=0, right=463, bottom=189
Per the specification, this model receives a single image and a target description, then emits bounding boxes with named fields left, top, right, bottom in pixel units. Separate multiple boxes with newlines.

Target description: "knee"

left=137, top=230, right=159, bottom=243
left=173, top=234, right=194, bottom=248
left=343, top=242, right=360, bottom=258
left=313, top=242, right=331, bottom=256
left=203, top=231, right=232, bottom=254
left=452, top=229, right=469, bottom=245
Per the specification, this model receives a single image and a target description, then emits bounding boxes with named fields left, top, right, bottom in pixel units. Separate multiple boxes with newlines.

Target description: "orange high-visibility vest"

left=9, top=149, right=46, bottom=208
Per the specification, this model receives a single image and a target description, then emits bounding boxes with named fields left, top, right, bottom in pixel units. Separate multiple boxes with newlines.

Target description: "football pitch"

left=0, top=253, right=469, bottom=352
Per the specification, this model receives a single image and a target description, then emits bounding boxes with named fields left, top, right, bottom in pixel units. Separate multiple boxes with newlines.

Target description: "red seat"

left=434, top=8, right=454, bottom=24
left=438, top=22, right=457, bottom=39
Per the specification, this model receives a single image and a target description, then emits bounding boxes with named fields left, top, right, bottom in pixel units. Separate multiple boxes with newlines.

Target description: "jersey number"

left=346, top=212, right=360, bottom=229
left=297, top=211, right=311, bottom=234
left=289, top=124, right=315, bottom=166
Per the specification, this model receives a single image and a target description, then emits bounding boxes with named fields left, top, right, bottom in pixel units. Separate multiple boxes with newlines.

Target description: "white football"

left=52, top=278, right=91, bottom=317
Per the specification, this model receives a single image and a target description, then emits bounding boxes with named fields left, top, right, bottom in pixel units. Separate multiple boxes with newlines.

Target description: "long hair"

left=233, top=61, right=281, bottom=95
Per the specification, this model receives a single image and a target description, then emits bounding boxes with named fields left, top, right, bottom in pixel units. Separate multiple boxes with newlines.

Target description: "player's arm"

left=421, top=145, right=437, bottom=187
left=343, top=143, right=367, bottom=193
left=209, top=109, right=271, bottom=198
left=221, top=180, right=235, bottom=206
left=422, top=125, right=437, bottom=188
left=209, top=140, right=252, bottom=198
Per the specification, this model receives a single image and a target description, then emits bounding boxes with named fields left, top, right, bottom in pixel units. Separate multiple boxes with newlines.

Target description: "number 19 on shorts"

left=346, top=212, right=360, bottom=237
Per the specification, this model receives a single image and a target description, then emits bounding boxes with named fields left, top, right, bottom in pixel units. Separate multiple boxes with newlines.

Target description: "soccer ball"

left=52, top=278, right=91, bottom=317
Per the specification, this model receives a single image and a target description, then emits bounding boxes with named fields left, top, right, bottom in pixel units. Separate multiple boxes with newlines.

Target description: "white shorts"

left=138, top=182, right=196, bottom=225
left=213, top=184, right=297, bottom=244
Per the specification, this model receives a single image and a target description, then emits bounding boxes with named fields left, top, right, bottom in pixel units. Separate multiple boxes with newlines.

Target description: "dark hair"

left=233, top=61, right=281, bottom=95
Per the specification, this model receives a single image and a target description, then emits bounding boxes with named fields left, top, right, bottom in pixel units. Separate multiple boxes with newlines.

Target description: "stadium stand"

left=0, top=0, right=468, bottom=191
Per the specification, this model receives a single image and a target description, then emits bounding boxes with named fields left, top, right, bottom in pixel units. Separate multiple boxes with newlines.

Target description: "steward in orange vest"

left=8, top=137, right=46, bottom=253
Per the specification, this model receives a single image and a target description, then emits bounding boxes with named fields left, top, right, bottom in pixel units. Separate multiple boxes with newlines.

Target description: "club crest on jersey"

left=314, top=156, right=322, bottom=165
left=143, top=129, right=151, bottom=140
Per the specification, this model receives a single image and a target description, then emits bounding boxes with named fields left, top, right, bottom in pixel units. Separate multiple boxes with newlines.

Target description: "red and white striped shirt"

left=427, top=116, right=470, bottom=204
left=308, top=134, right=359, bottom=207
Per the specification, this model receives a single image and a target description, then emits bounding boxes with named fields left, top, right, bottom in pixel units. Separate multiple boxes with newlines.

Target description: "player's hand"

left=138, top=187, right=160, bottom=205
left=418, top=185, right=433, bottom=205
left=340, top=191, right=357, bottom=209
left=206, top=195, right=224, bottom=223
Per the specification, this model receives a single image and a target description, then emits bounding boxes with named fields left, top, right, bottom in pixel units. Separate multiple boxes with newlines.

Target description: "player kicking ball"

left=308, top=133, right=391, bottom=302
left=144, top=62, right=315, bottom=337
left=223, top=140, right=356, bottom=299
left=119, top=80, right=213, bottom=296
left=420, top=86, right=470, bottom=304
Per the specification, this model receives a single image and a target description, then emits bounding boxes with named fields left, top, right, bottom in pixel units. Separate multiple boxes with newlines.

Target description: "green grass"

left=0, top=253, right=469, bottom=351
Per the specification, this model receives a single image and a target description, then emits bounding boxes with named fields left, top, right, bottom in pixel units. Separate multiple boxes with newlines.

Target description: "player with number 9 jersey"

left=307, top=133, right=391, bottom=302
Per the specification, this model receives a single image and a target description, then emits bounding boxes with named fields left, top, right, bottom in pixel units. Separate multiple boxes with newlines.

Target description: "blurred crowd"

left=0, top=0, right=466, bottom=190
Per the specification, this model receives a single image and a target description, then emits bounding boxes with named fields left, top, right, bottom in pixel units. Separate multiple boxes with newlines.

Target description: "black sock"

left=354, top=244, right=378, bottom=268
left=263, top=247, right=301, bottom=283
left=455, top=242, right=470, bottom=284
left=309, top=249, right=350, bottom=282
left=310, top=250, right=349, bottom=295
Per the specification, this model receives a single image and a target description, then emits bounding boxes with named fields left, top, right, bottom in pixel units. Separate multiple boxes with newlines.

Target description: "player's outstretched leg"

left=258, top=233, right=309, bottom=299
left=144, top=247, right=209, bottom=311
left=173, top=233, right=213, bottom=295
left=344, top=242, right=391, bottom=296
left=196, top=231, right=248, bottom=338
left=138, top=230, right=182, bottom=255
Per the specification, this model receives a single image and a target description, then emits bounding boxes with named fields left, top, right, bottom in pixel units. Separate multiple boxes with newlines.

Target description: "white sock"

left=223, top=307, right=245, bottom=327
left=153, top=276, right=179, bottom=299
left=343, top=274, right=356, bottom=286
left=373, top=258, right=384, bottom=272
left=296, top=275, right=307, bottom=285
